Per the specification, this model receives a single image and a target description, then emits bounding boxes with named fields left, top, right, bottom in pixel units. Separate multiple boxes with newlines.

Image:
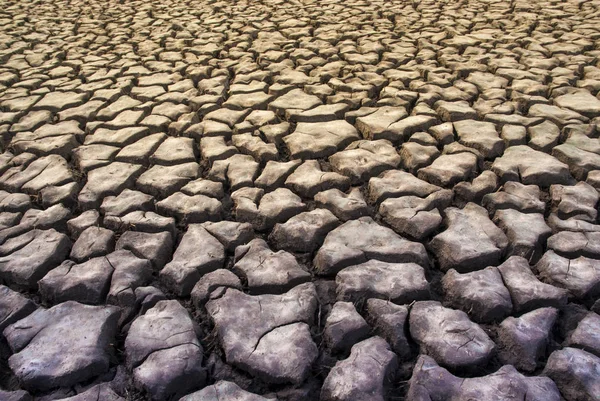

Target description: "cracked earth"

left=1, top=0, right=600, bottom=400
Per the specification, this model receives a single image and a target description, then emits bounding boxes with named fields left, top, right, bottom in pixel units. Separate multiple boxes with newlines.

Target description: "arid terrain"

left=1, top=0, right=600, bottom=400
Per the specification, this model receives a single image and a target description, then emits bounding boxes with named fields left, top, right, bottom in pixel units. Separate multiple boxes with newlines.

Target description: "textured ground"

left=1, top=0, right=600, bottom=400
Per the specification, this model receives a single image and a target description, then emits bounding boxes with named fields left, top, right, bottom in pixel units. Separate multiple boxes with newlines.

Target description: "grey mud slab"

left=0, top=0, right=600, bottom=400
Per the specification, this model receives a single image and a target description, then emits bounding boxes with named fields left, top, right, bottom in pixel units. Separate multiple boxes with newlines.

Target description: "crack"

left=131, top=341, right=201, bottom=369
left=255, top=255, right=267, bottom=270
left=248, top=320, right=305, bottom=357
left=103, top=255, right=117, bottom=285
left=7, top=323, right=46, bottom=353
left=104, top=255, right=117, bottom=272
left=407, top=210, right=419, bottom=220
left=130, top=328, right=195, bottom=343
left=165, top=328, right=195, bottom=341
left=456, top=335, right=477, bottom=352
left=0, top=232, right=35, bottom=255
left=111, top=285, right=132, bottom=297
left=368, top=355, right=384, bottom=367
left=516, top=166, right=523, bottom=183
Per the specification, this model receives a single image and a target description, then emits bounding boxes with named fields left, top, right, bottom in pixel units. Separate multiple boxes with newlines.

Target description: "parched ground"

left=1, top=0, right=600, bottom=400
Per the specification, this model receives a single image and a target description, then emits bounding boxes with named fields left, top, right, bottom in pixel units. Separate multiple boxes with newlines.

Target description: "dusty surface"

left=1, top=0, right=600, bottom=400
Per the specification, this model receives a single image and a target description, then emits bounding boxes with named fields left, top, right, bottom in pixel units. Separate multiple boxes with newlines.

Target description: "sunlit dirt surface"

left=1, top=0, right=600, bottom=400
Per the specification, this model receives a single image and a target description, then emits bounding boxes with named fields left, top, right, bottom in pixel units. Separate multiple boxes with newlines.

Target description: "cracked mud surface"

left=1, top=0, right=600, bottom=400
